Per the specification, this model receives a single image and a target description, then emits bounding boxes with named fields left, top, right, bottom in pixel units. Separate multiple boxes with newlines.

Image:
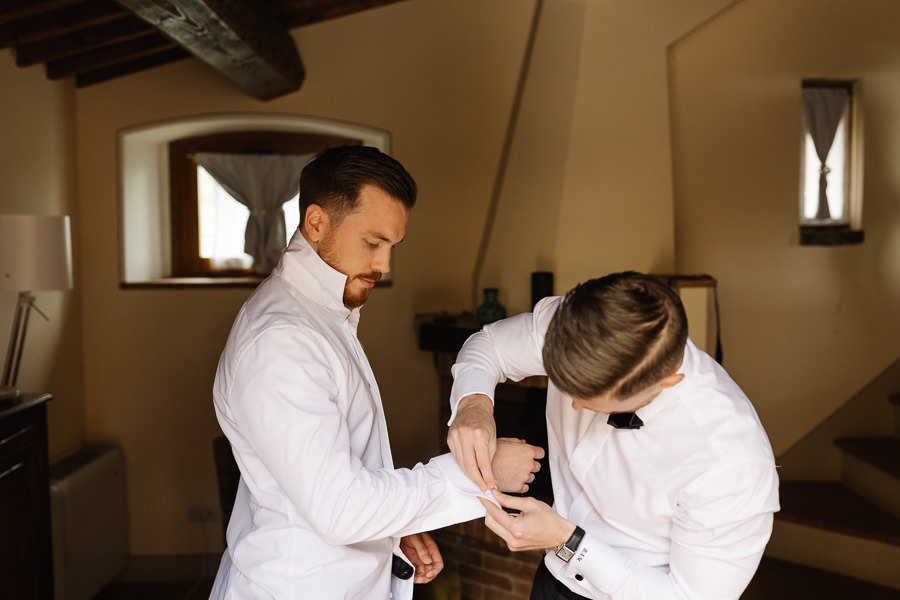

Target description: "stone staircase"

left=759, top=394, right=900, bottom=595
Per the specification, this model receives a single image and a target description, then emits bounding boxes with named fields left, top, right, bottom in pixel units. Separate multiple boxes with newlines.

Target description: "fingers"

left=420, top=533, right=444, bottom=578
left=401, top=533, right=445, bottom=584
left=478, top=497, right=513, bottom=539
left=448, top=395, right=498, bottom=491
left=410, top=533, right=444, bottom=584
left=474, top=439, right=496, bottom=492
left=408, top=533, right=432, bottom=565
left=491, top=488, right=532, bottom=513
left=449, top=427, right=496, bottom=492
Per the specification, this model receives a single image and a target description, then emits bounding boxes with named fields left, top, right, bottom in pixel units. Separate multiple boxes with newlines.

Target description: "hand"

left=399, top=532, right=444, bottom=584
left=447, top=394, right=497, bottom=491
left=492, top=438, right=544, bottom=493
left=479, top=489, right=576, bottom=553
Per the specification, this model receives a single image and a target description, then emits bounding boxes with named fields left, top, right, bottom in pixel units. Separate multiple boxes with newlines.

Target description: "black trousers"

left=529, top=557, right=592, bottom=600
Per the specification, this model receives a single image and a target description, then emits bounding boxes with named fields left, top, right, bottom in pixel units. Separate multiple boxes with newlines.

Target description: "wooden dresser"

left=0, top=393, right=53, bottom=599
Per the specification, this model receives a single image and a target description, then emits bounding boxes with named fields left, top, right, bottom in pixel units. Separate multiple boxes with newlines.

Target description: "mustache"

left=354, top=271, right=382, bottom=282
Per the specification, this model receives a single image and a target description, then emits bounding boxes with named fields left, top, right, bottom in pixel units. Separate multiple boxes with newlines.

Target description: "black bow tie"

left=607, top=412, right=643, bottom=429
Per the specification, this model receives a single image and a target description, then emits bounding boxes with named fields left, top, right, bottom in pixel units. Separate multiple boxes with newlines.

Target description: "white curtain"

left=801, top=87, right=849, bottom=221
left=194, top=152, right=312, bottom=273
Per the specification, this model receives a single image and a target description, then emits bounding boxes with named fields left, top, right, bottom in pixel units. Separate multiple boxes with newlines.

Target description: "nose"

left=373, top=246, right=392, bottom=274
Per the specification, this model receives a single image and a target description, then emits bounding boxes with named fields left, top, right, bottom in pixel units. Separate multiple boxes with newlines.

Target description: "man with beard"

left=211, top=146, right=543, bottom=599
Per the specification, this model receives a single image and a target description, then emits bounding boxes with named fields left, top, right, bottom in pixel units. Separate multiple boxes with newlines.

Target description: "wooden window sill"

left=800, top=226, right=864, bottom=246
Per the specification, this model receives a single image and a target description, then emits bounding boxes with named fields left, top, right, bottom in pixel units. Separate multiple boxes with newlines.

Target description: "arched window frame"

left=117, top=114, right=390, bottom=287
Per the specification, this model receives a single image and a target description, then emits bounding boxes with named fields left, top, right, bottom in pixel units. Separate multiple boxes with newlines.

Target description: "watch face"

left=556, top=545, right=576, bottom=562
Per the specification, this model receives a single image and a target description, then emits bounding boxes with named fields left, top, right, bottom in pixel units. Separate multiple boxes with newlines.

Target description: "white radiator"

left=50, top=445, right=128, bottom=600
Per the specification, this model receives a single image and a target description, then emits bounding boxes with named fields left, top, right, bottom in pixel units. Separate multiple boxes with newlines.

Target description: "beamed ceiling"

left=0, top=0, right=407, bottom=100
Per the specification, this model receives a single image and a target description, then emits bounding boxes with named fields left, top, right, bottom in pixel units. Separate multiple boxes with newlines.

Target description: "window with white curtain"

left=799, top=80, right=864, bottom=245
left=168, top=131, right=359, bottom=278
left=197, top=166, right=300, bottom=271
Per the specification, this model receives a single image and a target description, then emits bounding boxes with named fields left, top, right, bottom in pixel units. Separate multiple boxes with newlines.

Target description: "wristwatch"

left=554, top=525, right=585, bottom=562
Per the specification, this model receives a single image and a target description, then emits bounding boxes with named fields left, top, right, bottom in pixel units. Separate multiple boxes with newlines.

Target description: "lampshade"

left=0, top=214, right=73, bottom=292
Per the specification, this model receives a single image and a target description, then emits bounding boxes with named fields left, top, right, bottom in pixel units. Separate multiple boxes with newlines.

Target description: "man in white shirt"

left=448, top=271, right=780, bottom=599
left=211, top=145, right=543, bottom=599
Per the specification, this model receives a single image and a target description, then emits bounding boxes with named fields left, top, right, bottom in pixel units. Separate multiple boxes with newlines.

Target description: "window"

left=799, top=80, right=864, bottom=245
left=196, top=166, right=301, bottom=271
left=118, top=114, right=391, bottom=286
left=169, top=131, right=358, bottom=277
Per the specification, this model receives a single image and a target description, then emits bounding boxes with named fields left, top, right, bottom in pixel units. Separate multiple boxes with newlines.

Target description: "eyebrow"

left=366, top=231, right=405, bottom=245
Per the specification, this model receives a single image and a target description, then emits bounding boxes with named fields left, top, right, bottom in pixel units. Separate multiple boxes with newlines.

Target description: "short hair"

left=542, top=271, right=688, bottom=400
left=299, top=145, right=417, bottom=225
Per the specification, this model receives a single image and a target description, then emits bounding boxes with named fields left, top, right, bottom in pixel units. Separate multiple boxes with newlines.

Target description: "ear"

left=303, top=204, right=330, bottom=244
left=660, top=372, right=685, bottom=389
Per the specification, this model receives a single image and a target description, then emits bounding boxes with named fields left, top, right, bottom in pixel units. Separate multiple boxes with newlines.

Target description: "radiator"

left=50, top=445, right=128, bottom=600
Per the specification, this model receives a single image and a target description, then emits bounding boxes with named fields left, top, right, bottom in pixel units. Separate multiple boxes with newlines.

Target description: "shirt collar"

left=275, top=229, right=359, bottom=323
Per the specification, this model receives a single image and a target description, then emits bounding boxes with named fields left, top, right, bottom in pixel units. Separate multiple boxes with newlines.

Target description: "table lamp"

left=0, top=214, right=73, bottom=398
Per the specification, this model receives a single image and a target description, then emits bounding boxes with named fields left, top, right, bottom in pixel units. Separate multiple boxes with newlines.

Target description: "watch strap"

left=554, top=525, right=585, bottom=562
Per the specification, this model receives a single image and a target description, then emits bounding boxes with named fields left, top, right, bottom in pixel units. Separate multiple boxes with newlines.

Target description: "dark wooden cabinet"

left=0, top=393, right=53, bottom=599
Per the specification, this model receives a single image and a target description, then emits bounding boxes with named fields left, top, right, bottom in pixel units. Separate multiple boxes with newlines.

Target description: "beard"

left=317, top=236, right=382, bottom=309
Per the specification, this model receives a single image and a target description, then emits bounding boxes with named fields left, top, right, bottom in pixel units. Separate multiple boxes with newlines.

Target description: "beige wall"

left=0, top=52, right=84, bottom=459
left=669, top=0, right=900, bottom=453
left=478, top=0, right=740, bottom=314
left=3, top=0, right=899, bottom=559
left=73, top=0, right=534, bottom=555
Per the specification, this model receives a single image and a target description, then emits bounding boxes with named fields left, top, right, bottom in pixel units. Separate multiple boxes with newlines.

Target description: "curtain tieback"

left=250, top=208, right=273, bottom=216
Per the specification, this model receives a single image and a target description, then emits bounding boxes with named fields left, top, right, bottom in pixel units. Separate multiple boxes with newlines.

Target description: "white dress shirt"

left=211, top=230, right=488, bottom=600
left=450, top=296, right=780, bottom=600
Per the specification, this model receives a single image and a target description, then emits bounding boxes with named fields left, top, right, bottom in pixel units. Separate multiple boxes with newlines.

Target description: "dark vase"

left=477, top=288, right=506, bottom=324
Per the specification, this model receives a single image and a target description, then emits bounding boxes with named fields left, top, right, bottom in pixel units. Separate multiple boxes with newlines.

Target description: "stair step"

left=742, top=556, right=900, bottom=599
left=834, top=436, right=900, bottom=479
left=777, top=481, right=900, bottom=545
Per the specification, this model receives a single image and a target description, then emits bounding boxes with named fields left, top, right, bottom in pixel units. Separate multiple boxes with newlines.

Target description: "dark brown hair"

left=542, top=271, right=687, bottom=400
left=299, top=145, right=417, bottom=225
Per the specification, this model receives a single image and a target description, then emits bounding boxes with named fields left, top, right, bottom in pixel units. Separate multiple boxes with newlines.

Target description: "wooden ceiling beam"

left=75, top=45, right=189, bottom=86
left=112, top=0, right=305, bottom=100
left=15, top=15, right=151, bottom=66
left=0, top=0, right=84, bottom=26
left=45, top=30, right=174, bottom=78
left=0, top=2, right=126, bottom=49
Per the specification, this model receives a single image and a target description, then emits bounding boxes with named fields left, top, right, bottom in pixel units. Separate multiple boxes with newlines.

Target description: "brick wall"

left=423, top=520, right=545, bottom=600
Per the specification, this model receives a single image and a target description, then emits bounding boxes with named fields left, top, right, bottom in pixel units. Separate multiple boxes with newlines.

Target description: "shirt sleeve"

left=221, top=324, right=492, bottom=546
left=555, top=458, right=779, bottom=600
left=448, top=296, right=561, bottom=424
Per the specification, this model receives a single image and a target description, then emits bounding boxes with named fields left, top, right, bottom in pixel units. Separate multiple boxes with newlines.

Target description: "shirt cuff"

left=431, top=453, right=501, bottom=507
left=558, top=531, right=633, bottom=595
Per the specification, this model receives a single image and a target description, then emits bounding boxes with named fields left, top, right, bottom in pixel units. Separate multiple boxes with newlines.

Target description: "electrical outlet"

left=188, top=506, right=218, bottom=523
